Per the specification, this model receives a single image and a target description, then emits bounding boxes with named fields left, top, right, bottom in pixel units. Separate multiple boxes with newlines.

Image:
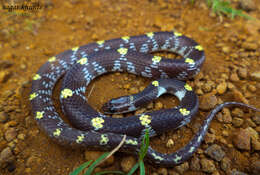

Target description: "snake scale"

left=30, top=31, right=260, bottom=166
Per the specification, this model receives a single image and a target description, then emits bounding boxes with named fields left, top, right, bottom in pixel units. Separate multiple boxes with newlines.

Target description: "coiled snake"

left=30, top=31, right=259, bottom=166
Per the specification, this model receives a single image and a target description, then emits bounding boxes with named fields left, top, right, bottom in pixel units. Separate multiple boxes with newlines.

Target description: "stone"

left=237, top=68, right=247, bottom=79
left=0, top=112, right=9, bottom=123
left=120, top=156, right=136, bottom=172
left=233, top=128, right=250, bottom=150
left=200, top=158, right=216, bottom=173
left=230, top=73, right=240, bottom=82
left=4, top=128, right=17, bottom=142
left=0, top=147, right=14, bottom=163
left=174, top=162, right=189, bottom=174
left=221, top=157, right=231, bottom=171
left=250, top=71, right=260, bottom=81
left=216, top=82, right=227, bottom=94
left=238, top=0, right=256, bottom=11
left=205, top=144, right=225, bottom=161
left=190, top=156, right=200, bottom=171
left=0, top=60, right=13, bottom=70
left=231, top=108, right=244, bottom=118
left=199, top=94, right=218, bottom=111
left=232, top=117, right=244, bottom=127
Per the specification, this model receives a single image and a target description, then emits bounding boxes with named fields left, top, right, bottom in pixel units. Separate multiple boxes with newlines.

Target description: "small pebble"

left=247, top=84, right=256, bottom=92
left=218, top=108, right=232, bottom=124
left=157, top=167, right=168, bottom=175
left=0, top=147, right=14, bottom=163
left=231, top=108, right=244, bottom=118
left=233, top=128, right=251, bottom=150
left=241, top=42, right=257, bottom=50
left=174, top=162, right=189, bottom=174
left=237, top=68, right=247, bottom=79
left=120, top=156, right=136, bottom=172
left=232, top=117, right=244, bottom=127
left=204, top=133, right=216, bottom=144
left=0, top=112, right=9, bottom=123
left=0, top=60, right=13, bottom=70
left=250, top=71, right=260, bottom=81
left=200, top=158, right=216, bottom=173
left=4, top=128, right=17, bottom=142
left=221, top=157, right=231, bottom=171
left=205, top=144, right=225, bottom=161
left=166, top=139, right=174, bottom=148
left=216, top=82, right=227, bottom=94
left=199, top=94, right=218, bottom=111
left=238, top=0, right=256, bottom=11
left=190, top=156, right=200, bottom=171
left=230, top=73, right=240, bottom=82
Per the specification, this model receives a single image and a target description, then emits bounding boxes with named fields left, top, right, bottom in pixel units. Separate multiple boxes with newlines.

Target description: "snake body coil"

left=30, top=31, right=259, bottom=166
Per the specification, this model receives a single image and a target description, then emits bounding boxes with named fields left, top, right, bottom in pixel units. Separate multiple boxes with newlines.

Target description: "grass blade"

left=84, top=152, right=110, bottom=175
left=70, top=160, right=93, bottom=175
left=139, top=161, right=145, bottom=175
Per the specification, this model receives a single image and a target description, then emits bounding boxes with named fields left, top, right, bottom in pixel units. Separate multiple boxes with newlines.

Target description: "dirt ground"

left=0, top=0, right=260, bottom=174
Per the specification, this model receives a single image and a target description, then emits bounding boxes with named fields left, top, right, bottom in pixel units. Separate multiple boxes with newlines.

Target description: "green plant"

left=207, top=0, right=252, bottom=19
left=70, top=129, right=150, bottom=175
left=191, top=0, right=253, bottom=19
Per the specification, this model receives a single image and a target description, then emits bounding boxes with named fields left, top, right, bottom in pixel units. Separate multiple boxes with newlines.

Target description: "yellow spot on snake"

left=185, top=58, right=195, bottom=64
left=152, top=81, right=159, bottom=87
left=117, top=48, right=128, bottom=55
left=100, top=134, right=109, bottom=145
left=139, top=114, right=152, bottom=126
left=152, top=56, right=162, bottom=63
left=173, top=31, right=182, bottom=36
left=77, top=57, right=88, bottom=65
left=125, top=139, right=138, bottom=145
left=184, top=84, right=192, bottom=91
left=29, top=93, right=38, bottom=100
left=61, top=89, right=73, bottom=99
left=152, top=153, right=164, bottom=161
left=173, top=155, right=182, bottom=163
left=121, top=36, right=130, bottom=41
left=76, top=134, right=84, bottom=143
left=91, top=117, right=105, bottom=130
left=35, top=111, right=44, bottom=119
left=179, top=108, right=190, bottom=116
left=97, top=40, right=104, bottom=45
left=189, top=146, right=195, bottom=153
left=53, top=128, right=61, bottom=137
left=48, top=56, right=56, bottom=62
left=146, top=32, right=154, bottom=38
left=195, top=45, right=203, bottom=51
left=33, top=74, right=41, bottom=80
left=72, top=47, right=79, bottom=51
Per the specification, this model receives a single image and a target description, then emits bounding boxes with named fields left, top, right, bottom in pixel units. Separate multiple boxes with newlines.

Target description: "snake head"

left=102, top=96, right=131, bottom=114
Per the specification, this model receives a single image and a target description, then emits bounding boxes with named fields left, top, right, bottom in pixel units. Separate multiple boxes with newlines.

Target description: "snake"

left=30, top=31, right=260, bottom=166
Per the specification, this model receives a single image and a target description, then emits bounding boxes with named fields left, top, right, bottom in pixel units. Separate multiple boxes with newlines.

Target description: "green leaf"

left=139, top=161, right=145, bottom=175
left=84, top=152, right=110, bottom=175
left=69, top=160, right=93, bottom=175
left=139, top=129, right=150, bottom=160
